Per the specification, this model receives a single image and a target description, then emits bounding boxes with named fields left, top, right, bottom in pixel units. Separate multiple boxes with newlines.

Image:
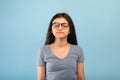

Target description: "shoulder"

left=38, top=45, right=49, bottom=55
left=38, top=45, right=48, bottom=51
left=71, top=44, right=84, bottom=55
left=71, top=44, right=83, bottom=52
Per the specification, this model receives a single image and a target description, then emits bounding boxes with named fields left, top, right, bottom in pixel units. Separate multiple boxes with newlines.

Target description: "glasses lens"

left=62, top=23, right=69, bottom=27
left=52, top=23, right=59, bottom=28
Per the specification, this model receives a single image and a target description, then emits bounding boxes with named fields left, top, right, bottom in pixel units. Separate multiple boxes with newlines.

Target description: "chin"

left=55, top=36, right=67, bottom=39
left=56, top=36, right=64, bottom=38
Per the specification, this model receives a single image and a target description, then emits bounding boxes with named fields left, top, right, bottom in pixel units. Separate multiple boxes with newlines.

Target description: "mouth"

left=56, top=32, right=64, bottom=34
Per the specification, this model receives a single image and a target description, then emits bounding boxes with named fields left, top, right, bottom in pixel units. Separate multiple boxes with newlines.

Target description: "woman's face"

left=51, top=17, right=70, bottom=39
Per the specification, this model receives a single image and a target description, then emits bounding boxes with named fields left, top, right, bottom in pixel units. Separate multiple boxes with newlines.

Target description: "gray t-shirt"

left=37, top=44, right=84, bottom=80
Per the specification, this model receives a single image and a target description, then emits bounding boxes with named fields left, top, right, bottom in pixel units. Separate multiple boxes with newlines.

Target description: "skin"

left=38, top=17, right=85, bottom=80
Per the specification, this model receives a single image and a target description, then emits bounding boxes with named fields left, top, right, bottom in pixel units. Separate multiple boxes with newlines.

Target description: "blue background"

left=0, top=0, right=120, bottom=80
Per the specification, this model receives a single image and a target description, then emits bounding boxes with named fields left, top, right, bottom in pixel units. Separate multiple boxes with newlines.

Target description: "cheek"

left=67, top=31, right=70, bottom=35
left=66, top=29, right=70, bottom=34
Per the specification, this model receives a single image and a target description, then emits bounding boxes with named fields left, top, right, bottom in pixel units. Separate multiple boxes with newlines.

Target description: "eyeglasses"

left=52, top=22, right=69, bottom=29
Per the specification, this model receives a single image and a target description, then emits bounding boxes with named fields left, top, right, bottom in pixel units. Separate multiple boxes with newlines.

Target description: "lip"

left=56, top=32, right=64, bottom=33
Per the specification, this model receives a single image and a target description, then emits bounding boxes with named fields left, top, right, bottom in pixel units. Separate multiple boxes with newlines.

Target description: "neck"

left=53, top=38, right=69, bottom=47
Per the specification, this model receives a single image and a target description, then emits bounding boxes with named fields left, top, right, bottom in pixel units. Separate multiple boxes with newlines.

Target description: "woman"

left=37, top=13, right=85, bottom=80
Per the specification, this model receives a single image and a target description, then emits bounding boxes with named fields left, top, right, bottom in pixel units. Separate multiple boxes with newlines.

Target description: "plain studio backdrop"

left=0, top=0, right=120, bottom=80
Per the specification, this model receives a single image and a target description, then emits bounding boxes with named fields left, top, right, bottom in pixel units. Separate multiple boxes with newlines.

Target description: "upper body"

left=37, top=13, right=85, bottom=80
left=37, top=44, right=85, bottom=80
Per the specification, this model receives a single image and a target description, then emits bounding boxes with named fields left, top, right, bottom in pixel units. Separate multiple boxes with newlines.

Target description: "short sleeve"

left=37, top=48, right=46, bottom=66
left=77, top=47, right=85, bottom=63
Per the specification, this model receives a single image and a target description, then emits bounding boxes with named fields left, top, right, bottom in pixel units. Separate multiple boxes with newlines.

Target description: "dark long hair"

left=45, top=13, right=78, bottom=45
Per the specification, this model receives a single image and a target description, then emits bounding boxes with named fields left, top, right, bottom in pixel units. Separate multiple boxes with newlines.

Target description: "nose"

left=58, top=24, right=62, bottom=29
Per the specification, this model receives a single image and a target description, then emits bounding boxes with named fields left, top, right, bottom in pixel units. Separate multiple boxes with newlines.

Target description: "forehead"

left=52, top=17, right=68, bottom=23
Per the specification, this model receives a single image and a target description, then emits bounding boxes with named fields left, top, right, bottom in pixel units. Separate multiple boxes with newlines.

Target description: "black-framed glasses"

left=52, top=22, right=69, bottom=29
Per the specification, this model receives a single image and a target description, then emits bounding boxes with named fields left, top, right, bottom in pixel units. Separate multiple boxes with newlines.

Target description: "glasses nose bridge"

left=58, top=23, right=63, bottom=29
